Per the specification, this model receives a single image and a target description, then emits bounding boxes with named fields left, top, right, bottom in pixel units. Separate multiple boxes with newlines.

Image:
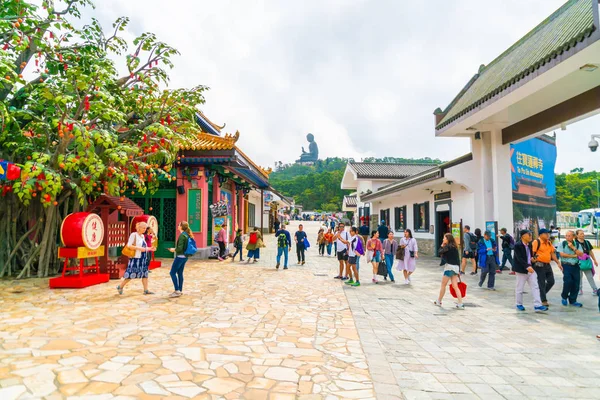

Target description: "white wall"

left=247, top=190, right=263, bottom=229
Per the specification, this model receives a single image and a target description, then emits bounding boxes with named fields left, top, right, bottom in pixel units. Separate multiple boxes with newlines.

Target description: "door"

left=380, top=208, right=390, bottom=228
left=132, top=188, right=177, bottom=258
left=434, top=202, right=451, bottom=256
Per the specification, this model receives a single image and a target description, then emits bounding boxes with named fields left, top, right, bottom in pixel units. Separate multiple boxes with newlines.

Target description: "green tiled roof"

left=436, top=0, right=597, bottom=130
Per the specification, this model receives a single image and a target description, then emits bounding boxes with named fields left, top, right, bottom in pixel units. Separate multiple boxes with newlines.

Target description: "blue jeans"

left=170, top=257, right=188, bottom=291
left=561, top=264, right=581, bottom=304
left=232, top=246, right=243, bottom=260
left=326, top=243, right=332, bottom=255
left=277, top=247, right=289, bottom=267
left=385, top=254, right=395, bottom=281
left=501, top=248, right=514, bottom=269
left=356, top=256, right=360, bottom=271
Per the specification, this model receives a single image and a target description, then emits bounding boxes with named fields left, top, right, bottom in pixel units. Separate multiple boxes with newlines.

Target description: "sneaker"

left=342, top=276, right=350, bottom=281
left=334, top=276, right=342, bottom=279
left=470, top=271, right=477, bottom=275
left=302, top=261, right=305, bottom=265
left=350, top=281, right=360, bottom=287
left=487, top=287, right=496, bottom=291
left=169, top=292, right=179, bottom=298
left=372, top=278, right=377, bottom=283
left=516, top=305, right=525, bottom=311
left=496, top=270, right=502, bottom=274
left=384, top=277, right=388, bottom=281
left=283, top=267, right=288, bottom=270
left=253, top=259, right=258, bottom=263
left=534, top=305, right=548, bottom=312
left=571, top=302, right=583, bottom=308
left=561, top=298, right=568, bottom=306
left=460, top=271, right=465, bottom=275
left=542, top=301, right=550, bottom=307
left=276, top=263, right=280, bottom=269
left=390, top=279, right=395, bottom=283
left=433, top=300, right=442, bottom=307
left=344, top=279, right=355, bottom=285
left=404, top=279, right=410, bottom=285
left=478, top=282, right=483, bottom=288
left=116, top=285, right=123, bottom=295
left=509, top=271, right=516, bottom=275
left=455, top=303, right=465, bottom=310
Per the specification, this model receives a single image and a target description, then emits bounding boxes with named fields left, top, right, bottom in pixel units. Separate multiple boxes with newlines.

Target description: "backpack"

left=234, top=235, right=243, bottom=248
left=355, top=236, right=365, bottom=256
left=508, top=234, right=515, bottom=249
left=249, top=231, right=258, bottom=245
left=469, top=233, right=478, bottom=250
left=277, top=232, right=288, bottom=248
left=183, top=233, right=197, bottom=256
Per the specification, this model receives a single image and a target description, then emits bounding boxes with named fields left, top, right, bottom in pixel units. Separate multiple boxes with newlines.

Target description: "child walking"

left=317, top=228, right=326, bottom=256
left=435, top=233, right=465, bottom=309
left=232, top=229, right=244, bottom=262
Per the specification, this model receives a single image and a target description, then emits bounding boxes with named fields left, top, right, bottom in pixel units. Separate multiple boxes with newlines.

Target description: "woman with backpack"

left=232, top=229, right=244, bottom=262
left=166, top=221, right=194, bottom=298
left=576, top=229, right=599, bottom=295
left=246, top=227, right=262, bottom=264
left=396, top=229, right=418, bottom=285
left=116, top=221, right=157, bottom=296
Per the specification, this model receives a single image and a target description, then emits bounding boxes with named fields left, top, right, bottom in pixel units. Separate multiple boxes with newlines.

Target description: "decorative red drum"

left=130, top=215, right=158, bottom=236
left=60, top=212, right=104, bottom=250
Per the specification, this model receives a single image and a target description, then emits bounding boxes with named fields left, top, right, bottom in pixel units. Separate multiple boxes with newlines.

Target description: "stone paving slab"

left=0, top=222, right=374, bottom=400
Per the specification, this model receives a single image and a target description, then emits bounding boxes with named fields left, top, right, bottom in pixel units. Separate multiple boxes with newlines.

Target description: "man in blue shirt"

left=558, top=230, right=583, bottom=307
left=295, top=224, right=308, bottom=265
left=478, top=230, right=499, bottom=290
left=275, top=224, right=292, bottom=270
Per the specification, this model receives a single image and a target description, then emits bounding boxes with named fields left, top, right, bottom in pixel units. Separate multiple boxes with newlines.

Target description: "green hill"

left=270, top=157, right=442, bottom=211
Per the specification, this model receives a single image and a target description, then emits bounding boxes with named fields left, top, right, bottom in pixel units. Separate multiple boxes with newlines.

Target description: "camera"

left=589, top=138, right=599, bottom=152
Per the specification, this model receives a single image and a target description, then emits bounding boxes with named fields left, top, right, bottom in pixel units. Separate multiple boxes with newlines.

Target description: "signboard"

left=435, top=192, right=451, bottom=201
left=212, top=190, right=233, bottom=240
left=264, top=191, right=274, bottom=211
left=59, top=246, right=105, bottom=259
left=451, top=223, right=461, bottom=243
left=510, top=137, right=557, bottom=234
left=83, top=214, right=104, bottom=250
left=188, top=189, right=202, bottom=232
left=485, top=221, right=498, bottom=240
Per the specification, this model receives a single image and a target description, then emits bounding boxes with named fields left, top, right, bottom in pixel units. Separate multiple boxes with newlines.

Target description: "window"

left=248, top=202, right=256, bottom=227
left=413, top=201, right=430, bottom=232
left=380, top=208, right=390, bottom=226
left=394, top=206, right=407, bottom=231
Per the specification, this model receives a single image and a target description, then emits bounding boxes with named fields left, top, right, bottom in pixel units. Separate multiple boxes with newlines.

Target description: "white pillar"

left=470, top=133, right=494, bottom=230
left=490, top=129, right=514, bottom=232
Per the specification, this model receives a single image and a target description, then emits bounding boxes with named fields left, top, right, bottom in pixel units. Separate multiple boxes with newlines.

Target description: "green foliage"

left=556, top=170, right=600, bottom=211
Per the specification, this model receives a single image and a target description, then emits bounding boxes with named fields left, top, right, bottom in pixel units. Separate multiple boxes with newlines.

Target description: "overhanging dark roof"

left=344, top=195, right=357, bottom=208
left=361, top=153, right=473, bottom=201
left=349, top=162, right=439, bottom=179
left=435, top=0, right=598, bottom=131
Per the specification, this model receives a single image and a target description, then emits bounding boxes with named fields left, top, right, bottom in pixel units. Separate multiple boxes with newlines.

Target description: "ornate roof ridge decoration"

left=435, top=0, right=597, bottom=131
left=198, top=110, right=226, bottom=132
left=234, top=144, right=270, bottom=179
left=183, top=130, right=240, bottom=151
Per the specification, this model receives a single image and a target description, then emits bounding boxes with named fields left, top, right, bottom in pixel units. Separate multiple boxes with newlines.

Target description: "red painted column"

left=175, top=167, right=188, bottom=245
left=238, top=191, right=245, bottom=234
left=199, top=168, right=209, bottom=248
left=230, top=181, right=237, bottom=243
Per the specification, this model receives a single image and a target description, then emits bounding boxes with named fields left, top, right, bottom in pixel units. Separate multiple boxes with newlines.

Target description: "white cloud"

left=87, top=0, right=597, bottom=172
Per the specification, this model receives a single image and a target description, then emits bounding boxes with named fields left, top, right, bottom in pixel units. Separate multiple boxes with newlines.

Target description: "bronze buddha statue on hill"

left=297, top=133, right=319, bottom=163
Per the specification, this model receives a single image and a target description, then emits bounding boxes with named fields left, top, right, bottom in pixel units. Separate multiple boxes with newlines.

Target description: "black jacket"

left=512, top=241, right=530, bottom=274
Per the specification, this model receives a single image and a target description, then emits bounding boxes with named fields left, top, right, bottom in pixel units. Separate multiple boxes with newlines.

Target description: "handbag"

left=122, top=245, right=136, bottom=258
left=579, top=257, right=593, bottom=271
left=377, top=259, right=388, bottom=278
left=396, top=245, right=405, bottom=261
left=450, top=275, right=467, bottom=298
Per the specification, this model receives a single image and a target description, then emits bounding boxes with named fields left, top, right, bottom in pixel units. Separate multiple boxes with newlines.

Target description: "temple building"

left=131, top=112, right=279, bottom=258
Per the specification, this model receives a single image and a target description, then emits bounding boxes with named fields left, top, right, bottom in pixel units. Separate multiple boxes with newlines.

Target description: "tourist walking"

left=144, top=226, right=156, bottom=270
left=499, top=228, right=515, bottom=273
left=435, top=233, right=464, bottom=309
left=246, top=227, right=262, bottom=263
left=477, top=230, right=499, bottom=290
left=295, top=224, right=308, bottom=265
left=273, top=219, right=281, bottom=234
left=324, top=228, right=334, bottom=256
left=317, top=228, right=326, bottom=256
left=383, top=232, right=397, bottom=283
left=513, top=229, right=547, bottom=312
left=359, top=221, right=370, bottom=244
left=116, top=221, right=156, bottom=295
left=378, top=220, right=389, bottom=246
left=166, top=221, right=194, bottom=298
left=558, top=230, right=583, bottom=307
left=396, top=229, right=418, bottom=285
left=275, top=224, right=291, bottom=269
left=333, top=223, right=350, bottom=280
left=232, top=229, right=244, bottom=262
left=344, top=227, right=362, bottom=287
left=531, top=228, right=560, bottom=307
left=216, top=222, right=228, bottom=261
left=367, top=231, right=383, bottom=283
left=461, top=225, right=478, bottom=275
left=576, top=229, right=598, bottom=295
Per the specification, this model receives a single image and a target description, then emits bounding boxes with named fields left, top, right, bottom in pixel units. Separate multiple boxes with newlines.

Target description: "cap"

left=519, top=229, right=531, bottom=237
left=538, top=228, right=550, bottom=235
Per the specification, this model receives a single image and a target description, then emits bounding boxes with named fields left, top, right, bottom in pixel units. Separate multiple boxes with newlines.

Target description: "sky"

left=88, top=0, right=600, bottom=173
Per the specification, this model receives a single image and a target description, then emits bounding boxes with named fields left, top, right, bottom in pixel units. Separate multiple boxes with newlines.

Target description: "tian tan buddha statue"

left=297, top=133, right=319, bottom=163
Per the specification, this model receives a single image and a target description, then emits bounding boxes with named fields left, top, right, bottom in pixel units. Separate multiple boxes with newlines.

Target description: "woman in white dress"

left=116, top=222, right=156, bottom=295
left=396, top=229, right=418, bottom=285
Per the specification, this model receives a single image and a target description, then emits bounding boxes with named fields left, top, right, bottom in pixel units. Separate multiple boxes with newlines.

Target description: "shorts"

left=443, top=264, right=460, bottom=277
left=443, top=270, right=458, bottom=277
left=337, top=251, right=348, bottom=261
left=348, top=256, right=357, bottom=265
left=462, top=250, right=475, bottom=259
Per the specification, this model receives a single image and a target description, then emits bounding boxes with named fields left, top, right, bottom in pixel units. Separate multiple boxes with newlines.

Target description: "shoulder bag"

left=122, top=234, right=137, bottom=258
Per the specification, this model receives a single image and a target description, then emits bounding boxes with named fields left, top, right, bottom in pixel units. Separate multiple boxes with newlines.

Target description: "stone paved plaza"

left=0, top=221, right=599, bottom=400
